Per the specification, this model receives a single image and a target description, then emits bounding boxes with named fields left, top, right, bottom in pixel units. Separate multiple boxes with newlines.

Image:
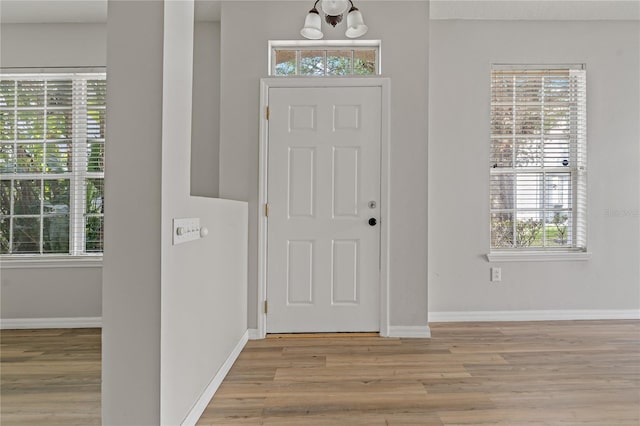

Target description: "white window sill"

left=486, top=251, right=592, bottom=262
left=0, top=256, right=103, bottom=269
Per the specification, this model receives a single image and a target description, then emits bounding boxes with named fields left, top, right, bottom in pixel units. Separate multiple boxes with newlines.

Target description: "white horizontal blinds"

left=84, top=78, right=106, bottom=253
left=490, top=65, right=587, bottom=250
left=572, top=69, right=588, bottom=249
left=70, top=77, right=88, bottom=255
left=0, top=72, right=106, bottom=255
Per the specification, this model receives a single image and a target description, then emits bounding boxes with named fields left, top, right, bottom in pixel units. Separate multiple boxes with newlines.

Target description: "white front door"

left=266, top=86, right=382, bottom=333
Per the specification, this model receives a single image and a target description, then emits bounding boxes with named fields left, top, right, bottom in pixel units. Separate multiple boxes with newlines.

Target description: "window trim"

left=0, top=254, right=102, bottom=269
left=0, top=68, right=106, bottom=258
left=486, top=250, right=591, bottom=262
left=488, top=64, right=587, bottom=259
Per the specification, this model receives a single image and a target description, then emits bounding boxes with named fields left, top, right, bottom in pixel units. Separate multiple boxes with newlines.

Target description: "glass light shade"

left=345, top=9, right=368, bottom=38
left=320, top=0, right=349, bottom=16
left=300, top=11, right=324, bottom=40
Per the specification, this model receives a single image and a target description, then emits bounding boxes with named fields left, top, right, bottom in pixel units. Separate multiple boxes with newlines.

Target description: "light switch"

left=173, top=217, right=201, bottom=245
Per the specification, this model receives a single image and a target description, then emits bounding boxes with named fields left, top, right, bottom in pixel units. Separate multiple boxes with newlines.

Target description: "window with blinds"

left=0, top=72, right=106, bottom=256
left=490, top=65, right=587, bottom=251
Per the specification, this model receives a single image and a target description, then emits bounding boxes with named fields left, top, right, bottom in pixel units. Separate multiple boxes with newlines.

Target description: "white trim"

left=378, top=80, right=391, bottom=338
left=258, top=78, right=391, bottom=339
left=180, top=330, right=249, bottom=426
left=0, top=68, right=106, bottom=76
left=269, top=40, right=382, bottom=49
left=486, top=251, right=592, bottom=262
left=0, top=256, right=103, bottom=269
left=1, top=316, right=102, bottom=329
left=247, top=328, right=262, bottom=340
left=493, top=63, right=585, bottom=71
left=387, top=325, right=431, bottom=338
left=428, top=310, right=640, bottom=323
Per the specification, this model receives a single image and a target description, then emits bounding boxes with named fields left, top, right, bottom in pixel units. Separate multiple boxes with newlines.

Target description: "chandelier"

left=300, top=0, right=368, bottom=40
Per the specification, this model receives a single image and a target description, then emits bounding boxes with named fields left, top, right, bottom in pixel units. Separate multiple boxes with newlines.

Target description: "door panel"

left=333, top=147, right=360, bottom=217
left=332, top=239, right=359, bottom=305
left=267, top=87, right=381, bottom=333
left=288, top=148, right=315, bottom=218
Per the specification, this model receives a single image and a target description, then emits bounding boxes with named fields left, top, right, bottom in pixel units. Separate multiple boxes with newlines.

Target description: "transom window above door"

left=269, top=40, right=381, bottom=77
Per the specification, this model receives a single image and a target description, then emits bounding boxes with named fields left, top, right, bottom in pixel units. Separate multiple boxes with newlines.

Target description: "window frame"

left=268, top=40, right=381, bottom=77
left=488, top=64, right=590, bottom=262
left=0, top=68, right=106, bottom=264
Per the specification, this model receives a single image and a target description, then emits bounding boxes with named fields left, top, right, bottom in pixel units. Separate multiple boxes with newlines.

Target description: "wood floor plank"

left=200, top=320, right=640, bottom=425
left=2, top=321, right=639, bottom=425
left=0, top=328, right=101, bottom=426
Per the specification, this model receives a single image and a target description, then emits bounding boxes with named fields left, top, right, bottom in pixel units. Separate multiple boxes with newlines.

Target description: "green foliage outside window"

left=274, top=48, right=377, bottom=77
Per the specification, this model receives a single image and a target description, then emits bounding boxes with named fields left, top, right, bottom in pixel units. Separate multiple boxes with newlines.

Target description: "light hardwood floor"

left=1, top=321, right=638, bottom=425
left=1, top=328, right=101, bottom=426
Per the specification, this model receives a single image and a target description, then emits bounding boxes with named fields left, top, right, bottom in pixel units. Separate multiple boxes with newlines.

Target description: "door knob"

left=368, top=218, right=377, bottom=226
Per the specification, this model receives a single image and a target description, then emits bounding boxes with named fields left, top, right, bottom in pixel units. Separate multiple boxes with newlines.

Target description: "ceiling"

left=1, top=0, right=636, bottom=24
left=0, top=0, right=221, bottom=24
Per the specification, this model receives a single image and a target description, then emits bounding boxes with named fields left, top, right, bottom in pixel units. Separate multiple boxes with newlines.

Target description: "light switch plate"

left=173, top=217, right=200, bottom=245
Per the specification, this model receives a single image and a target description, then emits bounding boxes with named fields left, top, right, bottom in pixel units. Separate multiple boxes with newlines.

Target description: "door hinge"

left=264, top=300, right=268, bottom=314
left=265, top=106, right=270, bottom=120
left=265, top=203, right=269, bottom=217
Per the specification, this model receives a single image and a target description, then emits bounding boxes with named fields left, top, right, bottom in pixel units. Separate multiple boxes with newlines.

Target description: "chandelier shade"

left=300, top=7, right=324, bottom=40
left=345, top=6, right=368, bottom=38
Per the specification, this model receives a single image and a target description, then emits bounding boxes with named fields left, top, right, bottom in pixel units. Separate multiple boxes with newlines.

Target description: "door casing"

left=257, top=77, right=391, bottom=339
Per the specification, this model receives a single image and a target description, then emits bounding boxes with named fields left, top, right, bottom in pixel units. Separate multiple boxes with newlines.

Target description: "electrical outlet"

left=173, top=217, right=201, bottom=245
left=491, top=267, right=502, bottom=282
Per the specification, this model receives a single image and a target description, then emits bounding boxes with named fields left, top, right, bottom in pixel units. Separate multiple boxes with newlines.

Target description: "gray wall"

left=103, top=1, right=247, bottom=424
left=219, top=1, right=430, bottom=329
left=3, top=3, right=638, bottom=328
left=191, top=21, right=221, bottom=198
left=0, top=23, right=106, bottom=68
left=0, top=19, right=222, bottom=321
left=428, top=20, right=640, bottom=315
left=102, top=1, right=163, bottom=423
left=1, top=267, right=101, bottom=318
left=0, top=23, right=106, bottom=320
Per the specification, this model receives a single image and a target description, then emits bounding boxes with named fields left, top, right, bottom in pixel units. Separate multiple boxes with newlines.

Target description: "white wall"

left=160, top=2, right=247, bottom=424
left=0, top=23, right=106, bottom=321
left=428, top=20, right=640, bottom=317
left=219, top=1, right=430, bottom=329
left=103, top=1, right=247, bottom=424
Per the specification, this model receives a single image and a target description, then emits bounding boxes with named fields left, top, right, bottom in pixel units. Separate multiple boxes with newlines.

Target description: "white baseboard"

left=387, top=325, right=431, bottom=338
left=428, top=309, right=640, bottom=323
left=247, top=328, right=262, bottom=340
left=0, top=317, right=102, bottom=329
left=181, top=330, right=249, bottom=426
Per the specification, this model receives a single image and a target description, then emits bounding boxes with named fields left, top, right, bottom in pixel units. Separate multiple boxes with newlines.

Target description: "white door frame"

left=257, top=77, right=391, bottom=338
